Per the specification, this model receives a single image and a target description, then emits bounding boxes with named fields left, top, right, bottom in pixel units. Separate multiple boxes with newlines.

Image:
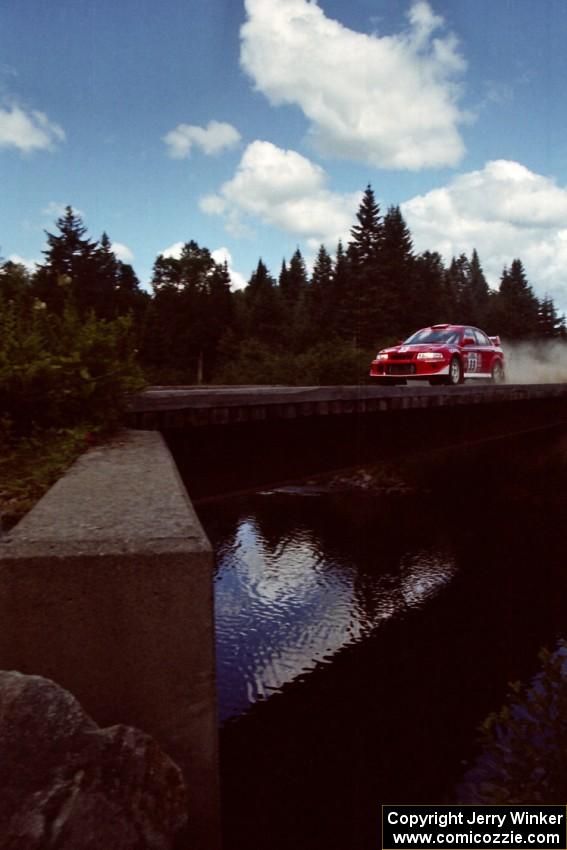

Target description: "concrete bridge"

left=128, top=382, right=567, bottom=429
left=1, top=382, right=566, bottom=849
left=129, top=383, right=567, bottom=500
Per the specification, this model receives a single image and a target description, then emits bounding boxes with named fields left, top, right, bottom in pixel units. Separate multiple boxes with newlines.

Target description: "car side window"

left=464, top=328, right=476, bottom=343
left=474, top=329, right=490, bottom=345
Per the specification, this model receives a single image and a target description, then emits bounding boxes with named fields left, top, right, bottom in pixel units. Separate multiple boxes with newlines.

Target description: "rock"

left=0, top=670, right=188, bottom=849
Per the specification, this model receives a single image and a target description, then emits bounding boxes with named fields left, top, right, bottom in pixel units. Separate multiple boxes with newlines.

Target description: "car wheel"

left=491, top=360, right=505, bottom=383
left=445, top=356, right=463, bottom=386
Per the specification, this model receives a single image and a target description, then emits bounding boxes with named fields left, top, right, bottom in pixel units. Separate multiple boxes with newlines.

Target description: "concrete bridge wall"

left=128, top=383, right=567, bottom=430
left=0, top=430, right=220, bottom=850
left=155, top=384, right=567, bottom=500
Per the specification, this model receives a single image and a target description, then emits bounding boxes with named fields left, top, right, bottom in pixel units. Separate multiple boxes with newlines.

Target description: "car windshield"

left=404, top=329, right=460, bottom=345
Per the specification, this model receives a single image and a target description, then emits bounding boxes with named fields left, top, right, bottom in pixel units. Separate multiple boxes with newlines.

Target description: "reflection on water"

left=208, top=489, right=457, bottom=723
left=194, top=432, right=567, bottom=850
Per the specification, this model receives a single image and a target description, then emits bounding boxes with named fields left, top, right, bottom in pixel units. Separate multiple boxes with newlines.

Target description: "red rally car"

left=370, top=324, right=505, bottom=385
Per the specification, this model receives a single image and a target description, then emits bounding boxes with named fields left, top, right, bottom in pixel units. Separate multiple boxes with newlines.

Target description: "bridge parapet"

left=128, top=384, right=567, bottom=430
left=0, top=430, right=220, bottom=850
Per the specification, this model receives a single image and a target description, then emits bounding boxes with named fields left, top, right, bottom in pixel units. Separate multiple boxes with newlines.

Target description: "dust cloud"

left=503, top=340, right=567, bottom=384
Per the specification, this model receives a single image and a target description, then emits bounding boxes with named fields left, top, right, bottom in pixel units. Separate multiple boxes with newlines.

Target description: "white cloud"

left=402, top=159, right=567, bottom=311
left=240, top=0, right=467, bottom=170
left=42, top=202, right=85, bottom=220
left=159, top=242, right=247, bottom=291
left=200, top=140, right=360, bottom=247
left=200, top=194, right=227, bottom=215
left=163, top=120, right=241, bottom=159
left=211, top=247, right=247, bottom=291
left=112, top=242, right=134, bottom=263
left=0, top=104, right=65, bottom=153
left=7, top=254, right=38, bottom=273
left=161, top=241, right=185, bottom=260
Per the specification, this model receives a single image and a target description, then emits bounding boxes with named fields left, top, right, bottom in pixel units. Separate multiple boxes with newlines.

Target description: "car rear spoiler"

left=489, top=335, right=501, bottom=347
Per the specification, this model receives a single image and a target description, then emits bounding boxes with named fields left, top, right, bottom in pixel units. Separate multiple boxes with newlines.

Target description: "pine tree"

left=331, top=240, right=353, bottom=342
left=413, top=251, right=448, bottom=328
left=348, top=185, right=383, bottom=268
left=91, top=231, right=147, bottom=320
left=278, top=259, right=289, bottom=292
left=538, top=295, right=566, bottom=338
left=92, top=232, right=122, bottom=319
left=33, top=206, right=100, bottom=314
left=346, top=185, right=384, bottom=347
left=498, top=259, right=540, bottom=338
left=248, top=258, right=274, bottom=296
left=380, top=205, right=415, bottom=337
left=43, top=206, right=98, bottom=276
left=311, top=244, right=333, bottom=291
left=309, top=244, right=334, bottom=341
left=445, top=254, right=469, bottom=323
left=244, top=259, right=283, bottom=345
left=114, top=262, right=149, bottom=320
left=281, top=248, right=308, bottom=306
left=445, top=252, right=491, bottom=326
left=201, top=261, right=234, bottom=381
left=467, top=249, right=490, bottom=326
left=0, top=260, right=33, bottom=304
left=275, top=248, right=311, bottom=351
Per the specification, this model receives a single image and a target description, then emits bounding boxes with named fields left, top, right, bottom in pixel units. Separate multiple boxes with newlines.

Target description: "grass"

left=0, top=426, right=99, bottom=530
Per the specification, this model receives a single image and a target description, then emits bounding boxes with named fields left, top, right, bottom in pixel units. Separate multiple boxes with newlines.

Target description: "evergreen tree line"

left=2, top=194, right=566, bottom=386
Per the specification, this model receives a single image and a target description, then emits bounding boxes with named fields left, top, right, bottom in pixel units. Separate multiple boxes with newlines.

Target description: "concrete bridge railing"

left=127, top=383, right=567, bottom=430
left=0, top=430, right=220, bottom=850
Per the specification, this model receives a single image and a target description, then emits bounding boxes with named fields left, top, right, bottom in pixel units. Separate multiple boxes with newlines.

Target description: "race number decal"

left=466, top=351, right=480, bottom=372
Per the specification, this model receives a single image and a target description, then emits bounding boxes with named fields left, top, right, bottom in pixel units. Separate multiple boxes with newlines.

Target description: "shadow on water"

left=186, top=426, right=567, bottom=850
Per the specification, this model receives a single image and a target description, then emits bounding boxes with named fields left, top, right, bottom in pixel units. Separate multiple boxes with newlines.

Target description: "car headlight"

left=376, top=353, right=389, bottom=360
left=416, top=352, right=444, bottom=361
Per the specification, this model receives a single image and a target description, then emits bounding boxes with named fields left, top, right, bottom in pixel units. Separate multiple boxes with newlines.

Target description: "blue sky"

left=2, top=0, right=567, bottom=312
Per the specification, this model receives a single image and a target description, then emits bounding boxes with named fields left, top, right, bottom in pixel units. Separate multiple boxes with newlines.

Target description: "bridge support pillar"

left=0, top=430, right=219, bottom=850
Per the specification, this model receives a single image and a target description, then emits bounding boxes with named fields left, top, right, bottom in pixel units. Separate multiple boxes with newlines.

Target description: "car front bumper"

left=370, top=359, right=450, bottom=378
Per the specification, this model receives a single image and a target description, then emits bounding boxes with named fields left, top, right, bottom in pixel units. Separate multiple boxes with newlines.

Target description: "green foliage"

left=213, top=339, right=369, bottom=386
left=349, top=185, right=383, bottom=267
left=458, top=641, right=567, bottom=803
left=496, top=259, right=540, bottom=338
left=346, top=185, right=384, bottom=347
left=0, top=260, right=34, bottom=303
left=280, top=248, right=309, bottom=307
left=140, top=240, right=232, bottom=382
left=295, top=342, right=370, bottom=385
left=538, top=295, right=567, bottom=338
left=4, top=189, right=567, bottom=394
left=0, top=426, right=94, bottom=529
left=32, top=206, right=147, bottom=320
left=0, top=296, right=145, bottom=438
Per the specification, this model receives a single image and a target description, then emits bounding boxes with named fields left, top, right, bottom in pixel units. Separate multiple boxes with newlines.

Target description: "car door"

left=462, top=327, right=482, bottom=376
left=473, top=328, right=492, bottom=374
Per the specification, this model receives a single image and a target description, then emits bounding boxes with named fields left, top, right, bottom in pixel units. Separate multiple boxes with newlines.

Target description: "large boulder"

left=0, top=670, right=188, bottom=849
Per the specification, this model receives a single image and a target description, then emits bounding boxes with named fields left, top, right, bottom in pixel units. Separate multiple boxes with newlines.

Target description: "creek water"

left=193, top=428, right=567, bottom=850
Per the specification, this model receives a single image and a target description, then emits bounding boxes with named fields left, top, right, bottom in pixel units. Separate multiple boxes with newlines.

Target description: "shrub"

left=0, top=297, right=145, bottom=438
left=213, top=339, right=371, bottom=386
left=458, top=641, right=567, bottom=803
